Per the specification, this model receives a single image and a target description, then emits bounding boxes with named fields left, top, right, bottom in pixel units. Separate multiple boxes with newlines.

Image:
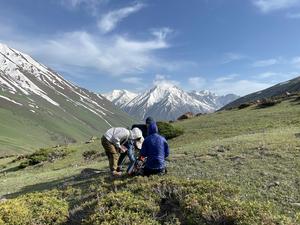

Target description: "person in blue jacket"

left=140, top=121, right=169, bottom=176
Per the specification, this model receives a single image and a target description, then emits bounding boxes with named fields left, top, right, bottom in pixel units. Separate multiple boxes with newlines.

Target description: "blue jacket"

left=140, top=122, right=169, bottom=169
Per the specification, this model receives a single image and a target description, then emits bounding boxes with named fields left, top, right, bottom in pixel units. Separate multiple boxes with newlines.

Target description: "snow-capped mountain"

left=104, top=83, right=239, bottom=121
left=103, top=90, right=137, bottom=108
left=189, top=91, right=239, bottom=109
left=0, top=43, right=134, bottom=153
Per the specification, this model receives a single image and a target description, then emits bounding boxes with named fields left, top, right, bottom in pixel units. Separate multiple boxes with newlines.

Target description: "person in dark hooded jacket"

left=140, top=122, right=169, bottom=176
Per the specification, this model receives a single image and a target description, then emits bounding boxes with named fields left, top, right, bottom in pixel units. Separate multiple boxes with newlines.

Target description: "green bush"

left=85, top=177, right=294, bottom=225
left=0, top=191, right=68, bottom=225
left=157, top=122, right=184, bottom=140
left=82, top=150, right=99, bottom=160
left=238, top=103, right=251, bottom=109
left=257, top=99, right=281, bottom=109
left=18, top=147, right=70, bottom=169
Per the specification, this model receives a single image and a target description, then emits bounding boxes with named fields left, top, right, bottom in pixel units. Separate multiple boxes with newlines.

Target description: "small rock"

left=291, top=203, right=300, bottom=208
left=0, top=197, right=7, bottom=203
left=295, top=133, right=300, bottom=138
left=267, top=181, right=280, bottom=189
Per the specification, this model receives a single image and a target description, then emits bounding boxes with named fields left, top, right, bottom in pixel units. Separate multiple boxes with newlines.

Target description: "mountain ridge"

left=104, top=83, right=239, bottom=121
left=222, top=76, right=300, bottom=109
left=0, top=43, right=135, bottom=154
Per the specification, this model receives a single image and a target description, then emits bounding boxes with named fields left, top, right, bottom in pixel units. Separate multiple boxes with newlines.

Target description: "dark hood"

left=148, top=122, right=158, bottom=135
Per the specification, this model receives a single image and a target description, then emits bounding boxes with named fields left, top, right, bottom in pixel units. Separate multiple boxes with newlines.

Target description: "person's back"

left=140, top=122, right=169, bottom=175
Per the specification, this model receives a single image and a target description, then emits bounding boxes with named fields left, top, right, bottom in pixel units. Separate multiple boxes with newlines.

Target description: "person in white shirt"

left=101, top=127, right=143, bottom=177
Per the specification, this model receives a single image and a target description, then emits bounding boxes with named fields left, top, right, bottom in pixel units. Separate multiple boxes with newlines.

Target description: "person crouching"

left=101, top=127, right=143, bottom=177
left=140, top=122, right=169, bottom=176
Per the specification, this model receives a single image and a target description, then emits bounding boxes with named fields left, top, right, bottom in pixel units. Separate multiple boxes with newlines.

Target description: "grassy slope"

left=0, top=97, right=299, bottom=222
left=0, top=89, right=135, bottom=155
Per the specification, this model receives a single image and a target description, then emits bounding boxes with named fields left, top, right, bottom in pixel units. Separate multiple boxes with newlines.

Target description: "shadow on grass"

left=0, top=166, right=20, bottom=174
left=4, top=168, right=109, bottom=199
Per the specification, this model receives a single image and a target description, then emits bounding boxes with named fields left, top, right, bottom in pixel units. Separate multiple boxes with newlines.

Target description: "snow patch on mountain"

left=103, top=90, right=138, bottom=108
left=0, top=43, right=128, bottom=128
left=0, top=95, right=23, bottom=106
left=105, top=85, right=239, bottom=121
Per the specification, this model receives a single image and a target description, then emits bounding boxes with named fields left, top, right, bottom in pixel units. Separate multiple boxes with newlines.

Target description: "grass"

left=0, top=97, right=299, bottom=224
left=0, top=89, right=135, bottom=155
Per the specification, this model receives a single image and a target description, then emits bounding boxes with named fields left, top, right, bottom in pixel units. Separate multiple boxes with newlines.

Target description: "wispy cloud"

left=286, top=12, right=300, bottom=18
left=252, top=58, right=279, bottom=67
left=256, top=71, right=299, bottom=80
left=188, top=76, right=207, bottom=90
left=98, top=2, right=145, bottom=33
left=257, top=72, right=279, bottom=78
left=215, top=74, right=239, bottom=82
left=292, top=57, right=300, bottom=67
left=121, top=76, right=143, bottom=85
left=153, top=74, right=180, bottom=87
left=211, top=79, right=271, bottom=96
left=3, top=26, right=172, bottom=77
left=252, top=0, right=300, bottom=13
left=222, top=52, right=245, bottom=64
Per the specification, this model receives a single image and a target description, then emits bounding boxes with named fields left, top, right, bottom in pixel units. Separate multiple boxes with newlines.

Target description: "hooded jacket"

left=140, top=122, right=169, bottom=169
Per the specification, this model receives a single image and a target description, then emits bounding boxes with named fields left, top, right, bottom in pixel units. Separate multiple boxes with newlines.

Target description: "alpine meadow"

left=1, top=1, right=300, bottom=225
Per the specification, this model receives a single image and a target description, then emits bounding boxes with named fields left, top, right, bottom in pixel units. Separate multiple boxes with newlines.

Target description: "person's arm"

left=140, top=140, right=147, bottom=157
left=164, top=140, right=169, bottom=158
left=126, top=140, right=136, bottom=163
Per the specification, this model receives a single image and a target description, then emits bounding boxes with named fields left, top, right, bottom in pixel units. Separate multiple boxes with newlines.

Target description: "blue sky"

left=1, top=0, right=300, bottom=96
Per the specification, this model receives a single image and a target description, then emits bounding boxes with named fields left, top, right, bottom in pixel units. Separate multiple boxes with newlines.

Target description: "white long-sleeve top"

left=104, top=127, right=131, bottom=149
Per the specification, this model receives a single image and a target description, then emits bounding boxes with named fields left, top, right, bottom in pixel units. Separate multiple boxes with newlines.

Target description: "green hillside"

left=0, top=95, right=299, bottom=224
left=0, top=89, right=135, bottom=156
left=223, top=76, right=300, bottom=109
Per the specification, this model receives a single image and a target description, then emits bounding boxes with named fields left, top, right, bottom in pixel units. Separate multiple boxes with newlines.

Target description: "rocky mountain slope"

left=0, top=43, right=134, bottom=153
left=104, top=84, right=239, bottom=121
left=222, top=76, right=300, bottom=109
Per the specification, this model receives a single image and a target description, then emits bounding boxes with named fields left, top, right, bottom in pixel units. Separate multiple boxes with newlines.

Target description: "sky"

left=1, top=0, right=300, bottom=96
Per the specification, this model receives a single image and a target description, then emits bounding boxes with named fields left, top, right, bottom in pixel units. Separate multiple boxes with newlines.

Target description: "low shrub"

left=0, top=191, right=68, bottom=225
left=157, top=122, right=184, bottom=140
left=85, top=177, right=294, bottom=225
left=18, top=147, right=71, bottom=169
left=257, top=99, right=281, bottom=109
left=238, top=103, right=251, bottom=109
left=82, top=150, right=99, bottom=160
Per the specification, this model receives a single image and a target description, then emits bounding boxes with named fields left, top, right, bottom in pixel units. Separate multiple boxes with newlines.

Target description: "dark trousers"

left=143, top=167, right=166, bottom=176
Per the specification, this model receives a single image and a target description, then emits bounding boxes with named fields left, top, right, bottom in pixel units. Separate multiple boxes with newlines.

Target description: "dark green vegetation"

left=223, top=76, right=300, bottom=109
left=0, top=96, right=299, bottom=224
left=157, top=121, right=184, bottom=140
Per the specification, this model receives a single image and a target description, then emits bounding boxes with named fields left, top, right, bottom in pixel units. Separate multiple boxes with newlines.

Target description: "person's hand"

left=119, top=146, right=128, bottom=153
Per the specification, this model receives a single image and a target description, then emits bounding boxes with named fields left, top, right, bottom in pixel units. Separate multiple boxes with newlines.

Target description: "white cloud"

left=98, top=2, right=145, bottom=33
left=4, top=28, right=172, bottom=77
left=252, top=58, right=279, bottom=67
left=256, top=71, right=299, bottom=80
left=222, top=52, right=245, bottom=64
left=211, top=79, right=271, bottom=96
left=153, top=74, right=180, bottom=87
left=292, top=57, right=300, bottom=67
left=252, top=0, right=300, bottom=13
left=257, top=72, right=279, bottom=78
left=121, top=76, right=143, bottom=85
left=286, top=12, right=300, bottom=18
left=215, top=74, right=239, bottom=82
left=188, top=76, right=207, bottom=90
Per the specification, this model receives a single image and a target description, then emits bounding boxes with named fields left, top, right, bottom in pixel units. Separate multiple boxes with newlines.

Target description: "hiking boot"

left=111, top=170, right=122, bottom=177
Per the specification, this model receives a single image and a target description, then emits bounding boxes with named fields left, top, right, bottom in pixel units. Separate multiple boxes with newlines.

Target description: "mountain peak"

left=105, top=84, right=240, bottom=121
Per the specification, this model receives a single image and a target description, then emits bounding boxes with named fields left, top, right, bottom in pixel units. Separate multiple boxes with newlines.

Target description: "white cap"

left=130, top=128, right=144, bottom=150
left=135, top=136, right=144, bottom=150
left=130, top=127, right=143, bottom=139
